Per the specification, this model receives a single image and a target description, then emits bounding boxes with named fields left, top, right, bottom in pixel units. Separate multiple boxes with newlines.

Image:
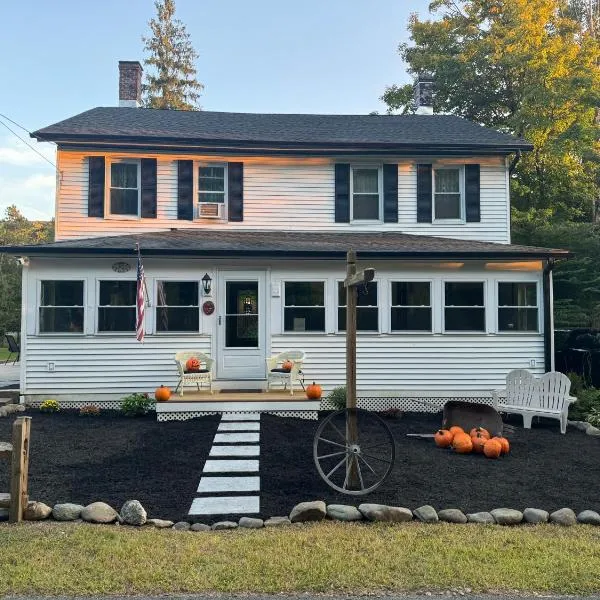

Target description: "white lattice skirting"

left=157, top=410, right=318, bottom=422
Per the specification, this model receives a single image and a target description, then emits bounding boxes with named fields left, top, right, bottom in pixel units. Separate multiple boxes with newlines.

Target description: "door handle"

left=218, top=316, right=222, bottom=325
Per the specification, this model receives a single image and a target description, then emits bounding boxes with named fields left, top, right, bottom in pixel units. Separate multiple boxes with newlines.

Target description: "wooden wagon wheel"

left=313, top=408, right=395, bottom=495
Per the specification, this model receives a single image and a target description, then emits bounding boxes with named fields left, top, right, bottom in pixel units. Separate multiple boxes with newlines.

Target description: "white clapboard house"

left=4, top=62, right=569, bottom=420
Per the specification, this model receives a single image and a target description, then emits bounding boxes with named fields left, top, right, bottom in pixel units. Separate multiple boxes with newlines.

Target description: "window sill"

left=432, top=219, right=466, bottom=225
left=496, top=330, right=541, bottom=335
left=104, top=214, right=141, bottom=221
left=36, top=332, right=86, bottom=337
left=350, top=220, right=383, bottom=225
left=194, top=217, right=227, bottom=223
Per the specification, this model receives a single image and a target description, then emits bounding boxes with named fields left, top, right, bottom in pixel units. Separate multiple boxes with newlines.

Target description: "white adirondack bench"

left=492, top=370, right=577, bottom=434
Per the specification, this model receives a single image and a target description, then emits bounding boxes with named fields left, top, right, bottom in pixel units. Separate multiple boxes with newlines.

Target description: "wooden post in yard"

left=9, top=416, right=31, bottom=523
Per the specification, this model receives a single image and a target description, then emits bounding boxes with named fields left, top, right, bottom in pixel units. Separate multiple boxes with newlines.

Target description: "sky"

left=0, top=0, right=431, bottom=220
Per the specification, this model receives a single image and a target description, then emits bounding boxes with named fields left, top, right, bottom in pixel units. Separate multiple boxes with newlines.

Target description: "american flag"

left=136, top=244, right=146, bottom=342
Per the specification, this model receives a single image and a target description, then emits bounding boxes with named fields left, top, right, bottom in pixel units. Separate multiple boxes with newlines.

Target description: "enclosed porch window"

left=39, top=280, right=84, bottom=333
left=444, top=282, right=485, bottom=331
left=391, top=281, right=431, bottom=331
left=98, top=281, right=136, bottom=332
left=284, top=282, right=325, bottom=332
left=498, top=282, right=538, bottom=332
left=337, top=281, right=378, bottom=331
left=156, top=281, right=199, bottom=332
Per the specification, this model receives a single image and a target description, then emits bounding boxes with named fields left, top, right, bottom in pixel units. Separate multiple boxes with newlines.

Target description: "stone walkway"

left=188, top=412, right=261, bottom=518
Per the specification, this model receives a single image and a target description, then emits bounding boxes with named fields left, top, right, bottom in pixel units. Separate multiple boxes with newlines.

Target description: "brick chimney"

left=118, top=61, right=143, bottom=108
left=413, top=73, right=434, bottom=115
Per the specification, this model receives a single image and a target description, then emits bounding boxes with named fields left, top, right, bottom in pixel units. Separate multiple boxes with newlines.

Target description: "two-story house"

left=5, top=61, right=569, bottom=419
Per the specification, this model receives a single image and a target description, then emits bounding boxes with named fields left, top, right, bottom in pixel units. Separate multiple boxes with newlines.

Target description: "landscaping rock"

left=550, top=508, right=577, bottom=526
left=81, top=502, right=118, bottom=524
left=326, top=504, right=363, bottom=521
left=146, top=518, right=173, bottom=529
left=523, top=508, right=549, bottom=524
left=466, top=512, right=495, bottom=524
left=211, top=521, right=238, bottom=530
left=0, top=508, right=8, bottom=521
left=358, top=503, right=413, bottom=523
left=0, top=493, right=10, bottom=508
left=0, top=404, right=25, bottom=417
left=491, top=508, right=523, bottom=525
left=24, top=501, right=52, bottom=521
left=577, top=510, right=600, bottom=525
left=239, top=517, right=264, bottom=529
left=438, top=509, right=467, bottom=524
left=568, top=420, right=589, bottom=431
left=52, top=503, right=84, bottom=521
left=190, top=523, right=211, bottom=532
left=173, top=521, right=191, bottom=531
left=414, top=505, right=439, bottom=523
left=120, top=500, right=147, bottom=526
left=290, top=500, right=326, bottom=523
left=264, top=516, right=291, bottom=527
left=586, top=425, right=600, bottom=437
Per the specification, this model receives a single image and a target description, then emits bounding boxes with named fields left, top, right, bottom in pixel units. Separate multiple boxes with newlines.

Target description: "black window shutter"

left=334, top=163, right=350, bottom=223
left=228, top=162, right=244, bottom=222
left=416, top=163, right=433, bottom=223
left=88, top=156, right=105, bottom=217
left=177, top=160, right=194, bottom=220
left=140, top=158, right=157, bottom=218
left=383, top=164, right=398, bottom=223
left=465, top=163, right=481, bottom=222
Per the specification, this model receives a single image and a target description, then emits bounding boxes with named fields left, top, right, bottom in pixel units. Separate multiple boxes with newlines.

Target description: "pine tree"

left=142, top=0, right=203, bottom=110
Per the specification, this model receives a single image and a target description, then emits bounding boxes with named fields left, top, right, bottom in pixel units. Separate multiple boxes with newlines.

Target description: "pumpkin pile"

left=434, top=426, right=510, bottom=459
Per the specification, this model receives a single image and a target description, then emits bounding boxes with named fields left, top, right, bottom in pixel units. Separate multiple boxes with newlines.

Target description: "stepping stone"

left=222, top=413, right=260, bottom=421
left=218, top=422, right=260, bottom=432
left=203, top=459, right=259, bottom=473
left=214, top=432, right=259, bottom=444
left=189, top=495, right=260, bottom=516
left=197, top=476, right=260, bottom=493
left=210, top=445, right=259, bottom=457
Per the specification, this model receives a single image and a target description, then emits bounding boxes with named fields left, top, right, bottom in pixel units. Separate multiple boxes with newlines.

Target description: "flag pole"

left=136, top=243, right=150, bottom=306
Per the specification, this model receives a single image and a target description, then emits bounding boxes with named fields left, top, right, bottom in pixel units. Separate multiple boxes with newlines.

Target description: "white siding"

left=55, top=151, right=509, bottom=243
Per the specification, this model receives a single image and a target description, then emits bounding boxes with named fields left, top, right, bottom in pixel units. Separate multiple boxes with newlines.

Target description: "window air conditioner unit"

left=198, top=203, right=223, bottom=219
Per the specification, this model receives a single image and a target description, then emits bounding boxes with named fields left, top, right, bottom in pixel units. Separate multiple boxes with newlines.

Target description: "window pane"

left=41, top=281, right=83, bottom=306
left=445, top=307, right=485, bottom=331
left=157, top=281, right=198, bottom=306
left=110, top=188, right=138, bottom=215
left=445, top=282, right=484, bottom=306
left=156, top=307, right=199, bottom=332
left=392, top=282, right=430, bottom=306
left=199, top=192, right=225, bottom=203
left=199, top=166, right=225, bottom=180
left=98, top=307, right=136, bottom=332
left=353, top=168, right=378, bottom=193
left=353, top=194, right=380, bottom=220
left=338, top=307, right=379, bottom=331
left=284, top=307, right=325, bottom=332
left=39, top=307, right=84, bottom=333
left=498, top=282, right=537, bottom=307
left=198, top=175, right=225, bottom=192
left=226, top=315, right=258, bottom=347
left=391, top=307, right=432, bottom=331
left=337, top=282, right=378, bottom=307
left=435, top=194, right=461, bottom=219
left=111, top=163, right=138, bottom=188
left=99, top=281, right=136, bottom=306
left=499, top=308, right=538, bottom=332
left=435, top=169, right=459, bottom=193
left=285, top=282, right=324, bottom=306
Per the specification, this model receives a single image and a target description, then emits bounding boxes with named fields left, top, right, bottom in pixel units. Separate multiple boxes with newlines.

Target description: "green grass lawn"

left=1, top=521, right=599, bottom=595
left=0, top=347, right=14, bottom=362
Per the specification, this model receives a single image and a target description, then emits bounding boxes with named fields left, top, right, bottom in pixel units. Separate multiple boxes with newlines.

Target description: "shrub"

left=79, top=404, right=101, bottom=417
left=569, top=387, right=600, bottom=421
left=40, top=399, right=60, bottom=413
left=120, top=392, right=155, bottom=417
left=586, top=407, right=600, bottom=428
left=566, top=371, right=585, bottom=395
left=327, top=386, right=346, bottom=410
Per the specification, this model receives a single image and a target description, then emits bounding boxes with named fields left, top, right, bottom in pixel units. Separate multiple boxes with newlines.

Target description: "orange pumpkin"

left=306, top=381, right=322, bottom=400
left=469, top=427, right=490, bottom=440
left=186, top=357, right=201, bottom=372
left=155, top=385, right=171, bottom=402
left=471, top=432, right=487, bottom=453
left=483, top=438, right=502, bottom=459
left=492, top=436, right=510, bottom=455
left=449, top=426, right=465, bottom=437
left=434, top=429, right=453, bottom=448
left=452, top=433, right=473, bottom=454
left=281, top=360, right=294, bottom=372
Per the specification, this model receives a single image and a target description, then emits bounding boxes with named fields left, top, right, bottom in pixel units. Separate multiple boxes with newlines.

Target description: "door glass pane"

left=225, top=281, right=259, bottom=348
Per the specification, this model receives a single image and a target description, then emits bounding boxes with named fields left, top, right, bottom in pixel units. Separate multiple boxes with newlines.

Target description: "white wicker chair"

left=266, top=350, right=306, bottom=395
left=175, top=351, right=214, bottom=396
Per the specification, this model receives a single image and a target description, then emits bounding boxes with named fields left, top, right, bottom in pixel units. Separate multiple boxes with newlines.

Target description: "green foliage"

left=327, top=386, right=346, bottom=410
left=40, top=399, right=60, bottom=413
left=586, top=406, right=600, bottom=427
left=566, top=371, right=586, bottom=395
left=120, top=393, right=155, bottom=417
left=568, top=387, right=600, bottom=420
left=142, top=0, right=203, bottom=110
left=79, top=404, right=101, bottom=417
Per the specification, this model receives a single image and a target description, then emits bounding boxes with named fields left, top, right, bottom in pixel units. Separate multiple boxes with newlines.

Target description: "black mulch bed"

left=261, top=412, right=600, bottom=516
left=0, top=410, right=220, bottom=522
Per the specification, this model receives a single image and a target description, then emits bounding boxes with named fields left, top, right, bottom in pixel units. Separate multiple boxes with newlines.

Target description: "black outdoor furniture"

left=4, top=335, right=20, bottom=365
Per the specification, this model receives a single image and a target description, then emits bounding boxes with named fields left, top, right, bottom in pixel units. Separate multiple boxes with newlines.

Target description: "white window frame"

left=282, top=280, right=327, bottom=334
left=96, top=279, right=138, bottom=335
left=37, top=279, right=86, bottom=336
left=497, top=280, right=540, bottom=334
left=195, top=162, right=228, bottom=220
left=336, top=279, right=380, bottom=333
left=432, top=166, right=465, bottom=223
left=350, top=164, right=383, bottom=223
left=105, top=158, right=141, bottom=219
left=443, top=280, right=487, bottom=333
left=154, top=279, right=201, bottom=335
left=390, top=280, right=433, bottom=334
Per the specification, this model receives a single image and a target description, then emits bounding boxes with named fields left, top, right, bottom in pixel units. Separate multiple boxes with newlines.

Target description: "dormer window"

left=351, top=166, right=382, bottom=221
left=434, top=167, right=463, bottom=221
left=198, top=164, right=227, bottom=219
left=108, top=159, right=141, bottom=217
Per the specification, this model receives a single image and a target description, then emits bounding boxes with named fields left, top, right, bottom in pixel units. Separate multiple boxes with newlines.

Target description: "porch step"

left=217, top=421, right=260, bottom=432
left=221, top=412, right=260, bottom=421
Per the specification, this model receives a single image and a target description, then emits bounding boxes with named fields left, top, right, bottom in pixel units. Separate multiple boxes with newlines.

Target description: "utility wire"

left=0, top=116, right=56, bottom=169
left=0, top=112, right=35, bottom=135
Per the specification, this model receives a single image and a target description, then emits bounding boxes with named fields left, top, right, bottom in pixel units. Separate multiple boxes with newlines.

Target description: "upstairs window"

left=498, top=282, right=538, bottom=332
left=444, top=282, right=485, bottom=331
left=39, top=280, right=84, bottom=333
left=109, top=160, right=140, bottom=217
left=391, top=282, right=431, bottom=332
left=156, top=281, right=199, bottom=332
left=98, top=281, right=136, bottom=332
left=434, top=167, right=463, bottom=220
left=284, top=282, right=325, bottom=332
left=198, top=164, right=227, bottom=218
left=338, top=281, right=378, bottom=331
left=351, top=166, right=381, bottom=221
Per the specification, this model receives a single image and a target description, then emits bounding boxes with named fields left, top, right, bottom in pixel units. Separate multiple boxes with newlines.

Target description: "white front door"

left=216, top=272, right=266, bottom=380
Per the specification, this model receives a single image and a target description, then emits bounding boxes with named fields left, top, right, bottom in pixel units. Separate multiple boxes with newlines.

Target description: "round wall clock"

left=202, top=301, right=215, bottom=315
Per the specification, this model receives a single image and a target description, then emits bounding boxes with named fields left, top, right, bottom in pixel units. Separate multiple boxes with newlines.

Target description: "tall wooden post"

left=346, top=250, right=358, bottom=411
left=9, top=416, right=31, bottom=524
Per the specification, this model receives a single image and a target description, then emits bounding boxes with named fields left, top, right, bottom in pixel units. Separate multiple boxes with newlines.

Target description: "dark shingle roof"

left=1, top=230, right=568, bottom=259
left=32, top=108, right=532, bottom=153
